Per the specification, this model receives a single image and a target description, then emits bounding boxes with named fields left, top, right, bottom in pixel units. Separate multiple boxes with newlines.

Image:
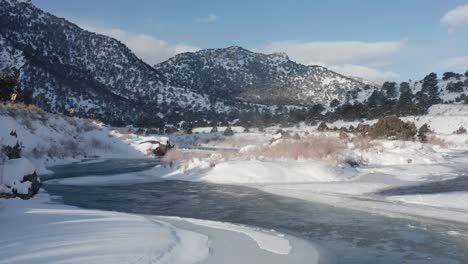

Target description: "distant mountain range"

left=1, top=0, right=467, bottom=127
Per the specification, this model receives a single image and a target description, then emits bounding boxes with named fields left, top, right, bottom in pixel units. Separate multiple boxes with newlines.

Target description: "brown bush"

left=418, top=123, right=432, bottom=142
left=244, top=136, right=346, bottom=161
left=164, top=136, right=346, bottom=163
left=426, top=136, right=449, bottom=148
left=368, top=116, right=417, bottom=140
left=162, top=148, right=211, bottom=162
left=454, top=126, right=467, bottom=135
left=351, top=135, right=376, bottom=150
left=339, top=131, right=349, bottom=140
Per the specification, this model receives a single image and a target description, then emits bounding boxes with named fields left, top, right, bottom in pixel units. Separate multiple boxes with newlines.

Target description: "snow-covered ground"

left=0, top=103, right=174, bottom=172
left=0, top=191, right=322, bottom=264
left=4, top=103, right=468, bottom=262
left=0, top=192, right=210, bottom=264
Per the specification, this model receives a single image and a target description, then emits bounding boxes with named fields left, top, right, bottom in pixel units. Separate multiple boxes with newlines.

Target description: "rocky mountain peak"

left=156, top=47, right=366, bottom=106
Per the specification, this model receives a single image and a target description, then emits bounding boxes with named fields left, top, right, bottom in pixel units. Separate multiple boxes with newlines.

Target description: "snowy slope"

left=0, top=103, right=175, bottom=172
left=0, top=192, right=210, bottom=264
left=0, top=0, right=264, bottom=125
left=156, top=46, right=367, bottom=106
left=349, top=75, right=468, bottom=106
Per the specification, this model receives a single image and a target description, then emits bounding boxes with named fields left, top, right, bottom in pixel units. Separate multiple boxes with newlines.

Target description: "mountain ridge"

left=155, top=45, right=368, bottom=106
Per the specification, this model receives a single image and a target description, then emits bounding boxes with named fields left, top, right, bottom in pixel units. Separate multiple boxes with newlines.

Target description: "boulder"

left=1, top=158, right=41, bottom=200
left=137, top=137, right=173, bottom=156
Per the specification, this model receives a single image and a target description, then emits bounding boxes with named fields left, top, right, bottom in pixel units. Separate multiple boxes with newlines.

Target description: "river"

left=43, top=159, right=468, bottom=264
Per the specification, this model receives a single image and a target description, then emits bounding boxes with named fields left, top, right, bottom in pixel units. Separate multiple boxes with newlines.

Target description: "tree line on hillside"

left=2, top=70, right=468, bottom=129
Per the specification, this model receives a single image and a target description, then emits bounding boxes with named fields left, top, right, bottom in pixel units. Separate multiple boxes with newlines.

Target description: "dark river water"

left=43, top=159, right=468, bottom=264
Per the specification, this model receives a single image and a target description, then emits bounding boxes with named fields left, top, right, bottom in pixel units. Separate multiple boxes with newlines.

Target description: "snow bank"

left=351, top=140, right=446, bottom=166
left=0, top=104, right=172, bottom=168
left=49, top=159, right=357, bottom=186
left=427, top=104, right=468, bottom=116
left=0, top=192, right=210, bottom=264
left=400, top=104, right=468, bottom=134
left=387, top=192, right=468, bottom=211
left=161, top=217, right=291, bottom=255
left=180, top=160, right=356, bottom=184
left=1, top=158, right=36, bottom=194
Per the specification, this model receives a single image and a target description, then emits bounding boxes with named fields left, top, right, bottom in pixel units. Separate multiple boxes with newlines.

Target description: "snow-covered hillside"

left=0, top=0, right=272, bottom=125
left=156, top=46, right=367, bottom=106
left=350, top=75, right=468, bottom=106
left=0, top=103, right=172, bottom=172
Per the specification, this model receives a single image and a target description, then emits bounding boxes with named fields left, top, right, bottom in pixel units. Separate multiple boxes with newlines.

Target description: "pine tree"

left=420, top=72, right=441, bottom=106
left=398, top=82, right=413, bottom=115
left=383, top=82, right=398, bottom=98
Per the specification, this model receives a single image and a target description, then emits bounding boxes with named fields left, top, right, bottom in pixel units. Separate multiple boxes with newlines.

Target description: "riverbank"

left=1, top=190, right=325, bottom=264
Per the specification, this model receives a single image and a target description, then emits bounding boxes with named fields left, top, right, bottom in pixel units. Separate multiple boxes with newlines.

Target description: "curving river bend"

left=43, top=159, right=468, bottom=264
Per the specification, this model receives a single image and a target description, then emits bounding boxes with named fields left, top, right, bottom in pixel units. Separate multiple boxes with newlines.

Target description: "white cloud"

left=327, top=64, right=400, bottom=84
left=81, top=24, right=199, bottom=65
left=442, top=56, right=468, bottom=70
left=261, top=40, right=403, bottom=83
left=197, top=14, right=219, bottom=23
left=262, top=40, right=403, bottom=65
left=441, top=4, right=468, bottom=27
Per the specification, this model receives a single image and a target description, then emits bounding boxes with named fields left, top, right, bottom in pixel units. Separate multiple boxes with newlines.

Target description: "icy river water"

left=43, top=159, right=468, bottom=264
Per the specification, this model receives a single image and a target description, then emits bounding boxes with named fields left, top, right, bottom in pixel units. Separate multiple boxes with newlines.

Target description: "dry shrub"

left=243, top=136, right=346, bottom=162
left=426, top=136, right=449, bottom=148
left=454, top=126, right=467, bottom=135
left=351, top=135, right=376, bottom=150
left=368, top=116, right=417, bottom=140
left=162, top=148, right=211, bottom=162
left=163, top=136, right=347, bottom=166
left=0, top=103, right=48, bottom=123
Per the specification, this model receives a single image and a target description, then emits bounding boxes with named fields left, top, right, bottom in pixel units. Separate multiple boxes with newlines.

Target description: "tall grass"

left=165, top=136, right=347, bottom=165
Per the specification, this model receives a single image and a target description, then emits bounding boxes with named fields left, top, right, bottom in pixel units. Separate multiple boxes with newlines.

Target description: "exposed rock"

left=2, top=142, right=21, bottom=159
left=1, top=158, right=41, bottom=200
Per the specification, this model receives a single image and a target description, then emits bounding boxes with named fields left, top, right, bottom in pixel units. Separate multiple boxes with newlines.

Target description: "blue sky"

left=34, top=0, right=468, bottom=83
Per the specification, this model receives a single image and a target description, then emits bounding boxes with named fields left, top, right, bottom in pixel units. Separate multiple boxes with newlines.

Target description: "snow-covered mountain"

left=11, top=0, right=466, bottom=126
left=0, top=0, right=250, bottom=125
left=155, top=46, right=367, bottom=106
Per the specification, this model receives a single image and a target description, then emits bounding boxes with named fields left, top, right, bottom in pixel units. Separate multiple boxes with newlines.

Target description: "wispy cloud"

left=197, top=14, right=219, bottom=23
left=81, top=24, right=199, bottom=65
left=441, top=4, right=468, bottom=27
left=261, top=40, right=403, bottom=83
left=441, top=56, right=468, bottom=70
